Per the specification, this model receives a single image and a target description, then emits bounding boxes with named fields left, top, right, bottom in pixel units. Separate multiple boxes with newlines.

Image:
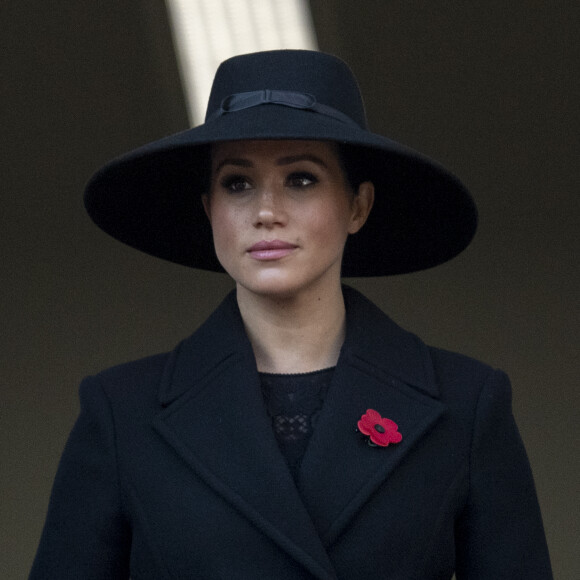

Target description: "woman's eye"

left=220, top=175, right=252, bottom=193
left=287, top=172, right=317, bottom=188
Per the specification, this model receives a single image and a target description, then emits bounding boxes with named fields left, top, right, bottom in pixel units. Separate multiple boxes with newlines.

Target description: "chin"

left=235, top=265, right=342, bottom=301
left=239, top=276, right=303, bottom=299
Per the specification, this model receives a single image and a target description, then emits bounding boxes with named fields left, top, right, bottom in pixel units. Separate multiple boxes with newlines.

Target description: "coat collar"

left=159, top=286, right=438, bottom=406
left=296, top=288, right=444, bottom=546
left=154, top=286, right=444, bottom=579
left=340, top=285, right=437, bottom=396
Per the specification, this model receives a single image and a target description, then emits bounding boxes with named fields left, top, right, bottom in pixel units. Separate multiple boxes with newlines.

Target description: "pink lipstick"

left=248, top=240, right=297, bottom=260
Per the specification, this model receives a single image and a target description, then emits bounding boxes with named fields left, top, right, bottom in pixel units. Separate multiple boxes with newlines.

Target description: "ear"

left=348, top=181, right=374, bottom=234
left=201, top=193, right=211, bottom=221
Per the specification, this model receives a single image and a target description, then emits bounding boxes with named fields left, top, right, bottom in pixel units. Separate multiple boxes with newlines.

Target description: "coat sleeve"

left=29, top=376, right=131, bottom=579
left=454, top=369, right=552, bottom=579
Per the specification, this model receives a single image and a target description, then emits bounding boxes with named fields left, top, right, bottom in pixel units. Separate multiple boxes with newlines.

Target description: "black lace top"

left=260, top=367, right=334, bottom=482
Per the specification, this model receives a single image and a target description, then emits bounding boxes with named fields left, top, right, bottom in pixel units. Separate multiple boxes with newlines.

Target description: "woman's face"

left=203, top=140, right=373, bottom=299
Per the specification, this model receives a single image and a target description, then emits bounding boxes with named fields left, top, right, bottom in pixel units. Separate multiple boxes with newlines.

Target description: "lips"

left=248, top=240, right=297, bottom=260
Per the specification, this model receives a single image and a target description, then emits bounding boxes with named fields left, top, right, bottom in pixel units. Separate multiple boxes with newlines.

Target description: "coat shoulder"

left=80, top=291, right=244, bottom=408
left=427, top=345, right=501, bottom=384
left=423, top=344, right=512, bottom=419
left=85, top=349, right=175, bottom=410
left=93, top=350, right=171, bottom=384
left=343, top=286, right=506, bottom=402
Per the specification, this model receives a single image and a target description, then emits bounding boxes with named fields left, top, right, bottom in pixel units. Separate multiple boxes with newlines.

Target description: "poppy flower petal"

left=392, top=430, right=403, bottom=443
left=370, top=432, right=390, bottom=446
left=357, top=418, right=372, bottom=435
left=365, top=408, right=382, bottom=422
left=357, top=409, right=380, bottom=434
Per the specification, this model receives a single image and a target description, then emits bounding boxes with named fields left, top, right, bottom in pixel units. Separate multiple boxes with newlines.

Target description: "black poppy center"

left=374, top=424, right=385, bottom=433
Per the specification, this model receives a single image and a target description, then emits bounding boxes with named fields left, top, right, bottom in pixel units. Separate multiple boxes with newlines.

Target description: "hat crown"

left=205, top=50, right=368, bottom=129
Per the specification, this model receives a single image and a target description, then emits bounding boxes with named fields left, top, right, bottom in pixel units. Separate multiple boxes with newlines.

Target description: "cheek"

left=306, top=200, right=353, bottom=241
left=208, top=196, right=237, bottom=229
left=207, top=201, right=238, bottom=248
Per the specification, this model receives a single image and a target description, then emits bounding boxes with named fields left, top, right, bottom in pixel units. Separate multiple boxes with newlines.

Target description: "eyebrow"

left=214, top=158, right=252, bottom=173
left=214, top=154, right=328, bottom=173
left=277, top=154, right=328, bottom=168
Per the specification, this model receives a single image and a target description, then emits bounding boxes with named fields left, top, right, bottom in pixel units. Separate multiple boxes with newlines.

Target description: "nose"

left=254, top=188, right=286, bottom=228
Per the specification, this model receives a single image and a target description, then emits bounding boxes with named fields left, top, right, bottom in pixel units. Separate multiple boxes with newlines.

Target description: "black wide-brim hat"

left=85, top=49, right=477, bottom=277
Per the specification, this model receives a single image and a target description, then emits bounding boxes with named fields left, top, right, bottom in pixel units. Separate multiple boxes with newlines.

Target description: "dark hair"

left=337, top=143, right=374, bottom=193
left=196, top=144, right=212, bottom=195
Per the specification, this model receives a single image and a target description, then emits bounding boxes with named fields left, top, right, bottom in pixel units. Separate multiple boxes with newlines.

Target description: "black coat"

left=30, top=287, right=552, bottom=579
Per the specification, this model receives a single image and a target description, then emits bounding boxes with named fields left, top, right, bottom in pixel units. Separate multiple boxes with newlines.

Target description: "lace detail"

left=260, top=367, right=334, bottom=480
left=273, top=414, right=309, bottom=441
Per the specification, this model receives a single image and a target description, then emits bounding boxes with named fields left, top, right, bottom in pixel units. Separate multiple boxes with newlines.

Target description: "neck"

left=236, top=283, right=346, bottom=374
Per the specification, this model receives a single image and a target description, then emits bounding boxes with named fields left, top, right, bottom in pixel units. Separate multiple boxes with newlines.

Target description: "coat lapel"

left=152, top=287, right=446, bottom=574
left=153, top=292, right=337, bottom=580
left=297, top=287, right=446, bottom=546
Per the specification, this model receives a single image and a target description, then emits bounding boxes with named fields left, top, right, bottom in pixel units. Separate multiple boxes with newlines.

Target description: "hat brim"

left=84, top=105, right=477, bottom=276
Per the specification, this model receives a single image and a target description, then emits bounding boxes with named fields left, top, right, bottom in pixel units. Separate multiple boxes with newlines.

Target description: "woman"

left=30, top=50, right=552, bottom=579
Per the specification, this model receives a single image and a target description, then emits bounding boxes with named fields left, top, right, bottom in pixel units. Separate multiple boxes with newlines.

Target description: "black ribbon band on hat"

left=207, top=90, right=361, bottom=128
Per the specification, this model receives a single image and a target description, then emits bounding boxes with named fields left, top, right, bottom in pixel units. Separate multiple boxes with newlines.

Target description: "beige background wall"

left=2, top=1, right=578, bottom=577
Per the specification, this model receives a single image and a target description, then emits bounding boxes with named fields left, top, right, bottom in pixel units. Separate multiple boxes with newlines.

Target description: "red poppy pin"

left=357, top=409, right=402, bottom=447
